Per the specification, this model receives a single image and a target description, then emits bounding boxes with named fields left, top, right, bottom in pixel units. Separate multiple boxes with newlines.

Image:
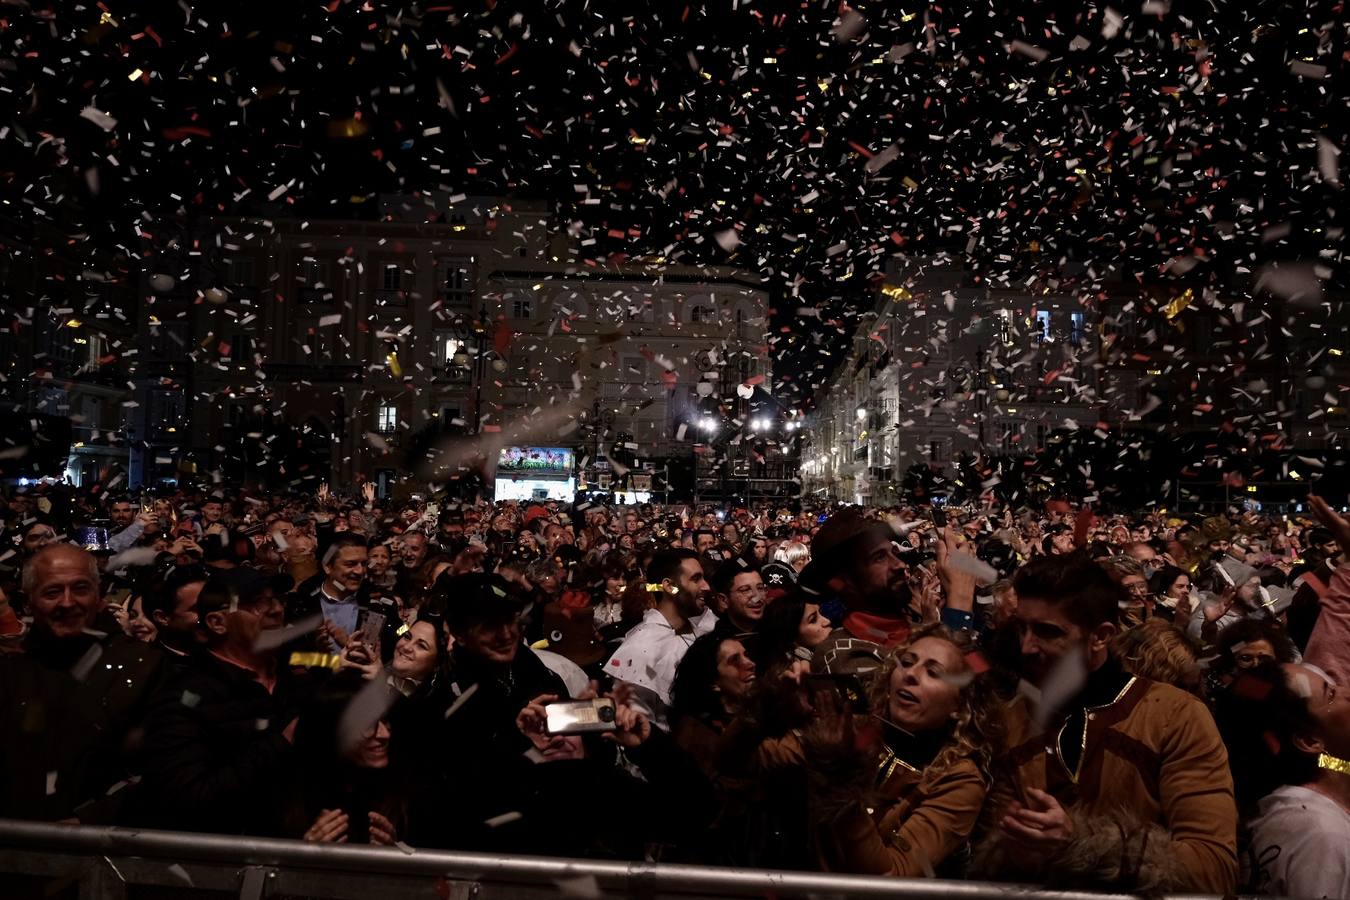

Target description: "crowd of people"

left=3, top=479, right=1350, bottom=897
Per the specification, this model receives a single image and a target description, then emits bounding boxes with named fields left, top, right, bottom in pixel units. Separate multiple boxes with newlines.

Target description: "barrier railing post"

left=78, top=858, right=126, bottom=900
left=239, top=865, right=272, bottom=900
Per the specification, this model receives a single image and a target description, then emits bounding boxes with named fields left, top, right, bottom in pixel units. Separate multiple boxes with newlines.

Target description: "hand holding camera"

left=339, top=638, right=381, bottom=680
left=602, top=700, right=651, bottom=750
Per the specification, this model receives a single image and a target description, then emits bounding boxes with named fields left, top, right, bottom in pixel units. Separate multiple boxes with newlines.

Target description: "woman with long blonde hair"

left=806, top=623, right=1004, bottom=877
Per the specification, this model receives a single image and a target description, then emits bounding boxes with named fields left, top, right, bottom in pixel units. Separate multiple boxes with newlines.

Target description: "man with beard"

left=800, top=507, right=911, bottom=650
left=107, top=496, right=156, bottom=553
left=973, top=553, right=1237, bottom=894
left=605, top=549, right=717, bottom=730
left=130, top=568, right=304, bottom=836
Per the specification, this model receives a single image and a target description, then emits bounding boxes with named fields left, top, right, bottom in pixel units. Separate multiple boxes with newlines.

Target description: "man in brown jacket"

left=974, top=553, right=1238, bottom=894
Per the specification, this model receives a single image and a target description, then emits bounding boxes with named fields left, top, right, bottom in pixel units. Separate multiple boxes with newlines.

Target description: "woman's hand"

left=1202, top=586, right=1237, bottom=623
left=368, top=811, right=397, bottom=846
left=800, top=681, right=855, bottom=756
left=304, top=809, right=349, bottom=843
left=339, top=639, right=381, bottom=680
left=603, top=696, right=651, bottom=750
left=1173, top=591, right=1195, bottom=621
left=318, top=621, right=351, bottom=649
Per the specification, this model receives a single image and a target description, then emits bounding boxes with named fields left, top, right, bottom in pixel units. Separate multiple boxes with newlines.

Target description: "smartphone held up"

left=544, top=698, right=618, bottom=735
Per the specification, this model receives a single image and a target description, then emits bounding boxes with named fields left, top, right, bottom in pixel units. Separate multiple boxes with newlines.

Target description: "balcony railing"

left=262, top=362, right=364, bottom=383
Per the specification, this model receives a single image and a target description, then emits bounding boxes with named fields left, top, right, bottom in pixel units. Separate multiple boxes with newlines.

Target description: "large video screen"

left=496, top=446, right=574, bottom=477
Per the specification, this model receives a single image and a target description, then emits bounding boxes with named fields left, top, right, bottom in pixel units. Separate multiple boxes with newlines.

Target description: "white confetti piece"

left=484, top=811, right=523, bottom=828
left=442, top=682, right=479, bottom=719
left=1290, top=60, right=1327, bottom=80
left=713, top=229, right=740, bottom=251
left=944, top=550, right=998, bottom=586
left=105, top=547, right=161, bottom=570
left=1318, top=135, right=1342, bottom=187
left=80, top=106, right=117, bottom=131
left=69, top=643, right=104, bottom=682
left=1032, top=649, right=1087, bottom=731
left=251, top=612, right=324, bottom=652
left=1009, top=40, right=1048, bottom=62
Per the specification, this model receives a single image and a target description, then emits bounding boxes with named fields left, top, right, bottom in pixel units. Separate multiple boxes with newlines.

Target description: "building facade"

left=801, top=255, right=1103, bottom=504
left=0, top=217, right=137, bottom=487
left=802, top=254, right=1350, bottom=507
left=130, top=197, right=773, bottom=496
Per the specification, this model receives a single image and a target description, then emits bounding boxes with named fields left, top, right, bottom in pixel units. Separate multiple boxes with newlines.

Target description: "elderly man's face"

left=29, top=547, right=104, bottom=639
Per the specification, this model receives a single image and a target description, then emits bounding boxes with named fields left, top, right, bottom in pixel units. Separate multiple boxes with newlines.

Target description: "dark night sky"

left=3, top=1, right=1347, bottom=400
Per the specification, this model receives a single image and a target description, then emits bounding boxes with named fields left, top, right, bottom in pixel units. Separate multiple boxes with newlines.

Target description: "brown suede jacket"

left=816, top=749, right=987, bottom=877
left=974, top=668, right=1238, bottom=894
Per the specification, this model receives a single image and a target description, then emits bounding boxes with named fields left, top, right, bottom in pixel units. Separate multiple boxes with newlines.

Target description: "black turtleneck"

left=1055, top=656, right=1133, bottom=777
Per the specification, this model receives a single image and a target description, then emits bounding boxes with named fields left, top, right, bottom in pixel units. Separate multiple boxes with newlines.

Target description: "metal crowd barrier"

left=0, top=818, right=1237, bottom=900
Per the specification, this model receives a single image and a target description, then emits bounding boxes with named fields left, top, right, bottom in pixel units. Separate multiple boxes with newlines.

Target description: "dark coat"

left=127, top=650, right=308, bottom=836
left=10, top=628, right=167, bottom=822
left=0, top=652, right=97, bottom=821
left=480, top=729, right=717, bottom=859
left=409, top=645, right=569, bottom=848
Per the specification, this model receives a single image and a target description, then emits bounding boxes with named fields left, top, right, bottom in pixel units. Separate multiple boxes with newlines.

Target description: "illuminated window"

left=376, top=404, right=398, bottom=434
left=439, top=335, right=465, bottom=366
left=441, top=257, right=474, bottom=305
left=1070, top=312, right=1085, bottom=347
left=1035, top=310, right=1053, bottom=343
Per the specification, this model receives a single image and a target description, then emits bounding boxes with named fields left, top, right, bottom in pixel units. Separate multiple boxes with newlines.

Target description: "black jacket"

left=127, top=649, right=308, bottom=836
left=409, top=645, right=569, bottom=847
left=480, top=729, right=718, bottom=859
left=14, top=628, right=167, bottom=822
left=0, top=652, right=97, bottom=821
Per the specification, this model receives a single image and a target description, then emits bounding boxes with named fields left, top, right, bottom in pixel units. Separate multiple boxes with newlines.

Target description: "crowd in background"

left=3, top=479, right=1350, bottom=897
